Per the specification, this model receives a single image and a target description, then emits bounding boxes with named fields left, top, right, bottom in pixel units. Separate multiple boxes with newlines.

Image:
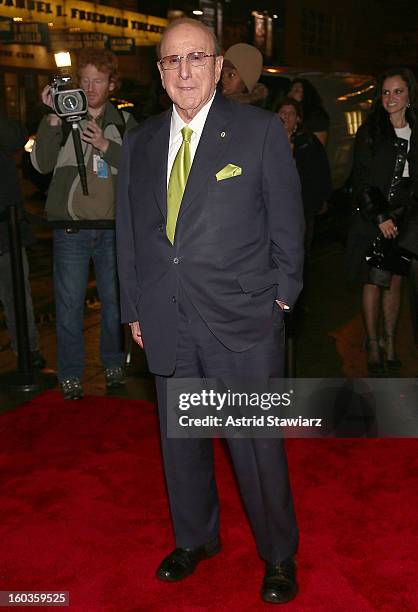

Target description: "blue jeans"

left=53, top=229, right=124, bottom=381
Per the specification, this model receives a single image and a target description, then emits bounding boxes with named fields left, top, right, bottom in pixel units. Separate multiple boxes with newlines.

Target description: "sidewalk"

left=297, top=241, right=418, bottom=378
left=0, top=184, right=155, bottom=411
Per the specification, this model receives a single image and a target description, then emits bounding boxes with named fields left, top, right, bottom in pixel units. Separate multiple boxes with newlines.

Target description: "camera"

left=49, top=74, right=89, bottom=195
left=50, top=75, right=88, bottom=120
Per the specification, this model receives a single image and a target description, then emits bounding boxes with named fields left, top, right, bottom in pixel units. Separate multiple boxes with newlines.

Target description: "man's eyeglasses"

left=159, top=51, right=217, bottom=70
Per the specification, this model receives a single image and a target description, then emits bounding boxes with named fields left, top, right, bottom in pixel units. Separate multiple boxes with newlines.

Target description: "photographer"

left=0, top=110, right=46, bottom=369
left=31, top=48, right=137, bottom=400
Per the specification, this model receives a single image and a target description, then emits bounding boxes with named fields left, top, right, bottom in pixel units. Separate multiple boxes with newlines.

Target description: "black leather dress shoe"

left=156, top=538, right=221, bottom=582
left=261, top=557, right=298, bottom=604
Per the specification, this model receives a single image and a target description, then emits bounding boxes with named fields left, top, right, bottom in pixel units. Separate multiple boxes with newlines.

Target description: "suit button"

left=157, top=224, right=164, bottom=232
left=172, top=296, right=177, bottom=303
left=173, top=257, right=179, bottom=264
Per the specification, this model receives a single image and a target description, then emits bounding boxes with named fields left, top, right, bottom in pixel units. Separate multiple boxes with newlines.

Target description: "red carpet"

left=0, top=390, right=417, bottom=611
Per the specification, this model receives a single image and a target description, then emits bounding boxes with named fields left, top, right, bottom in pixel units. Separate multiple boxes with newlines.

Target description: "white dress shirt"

left=166, top=92, right=216, bottom=187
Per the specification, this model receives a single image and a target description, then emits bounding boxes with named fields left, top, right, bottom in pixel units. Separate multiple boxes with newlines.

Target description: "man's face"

left=221, top=62, right=246, bottom=96
left=158, top=23, right=223, bottom=122
left=79, top=64, right=115, bottom=111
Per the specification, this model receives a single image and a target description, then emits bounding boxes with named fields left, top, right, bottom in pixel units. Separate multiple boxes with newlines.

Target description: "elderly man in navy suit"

left=116, top=18, right=304, bottom=604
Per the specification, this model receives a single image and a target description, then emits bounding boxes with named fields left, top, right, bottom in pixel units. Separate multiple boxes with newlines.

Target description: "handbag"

left=364, top=233, right=412, bottom=276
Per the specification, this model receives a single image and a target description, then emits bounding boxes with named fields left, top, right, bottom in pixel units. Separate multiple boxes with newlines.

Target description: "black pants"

left=155, top=289, right=298, bottom=564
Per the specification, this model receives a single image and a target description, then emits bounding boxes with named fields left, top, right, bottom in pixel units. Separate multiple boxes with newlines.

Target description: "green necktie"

left=166, top=126, right=193, bottom=244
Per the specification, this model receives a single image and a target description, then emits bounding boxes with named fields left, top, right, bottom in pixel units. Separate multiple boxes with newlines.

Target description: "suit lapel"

left=177, top=93, right=234, bottom=222
left=147, top=110, right=171, bottom=220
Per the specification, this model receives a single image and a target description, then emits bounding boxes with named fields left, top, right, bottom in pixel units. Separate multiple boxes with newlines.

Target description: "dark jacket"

left=116, top=92, right=305, bottom=375
left=293, top=131, right=332, bottom=217
left=345, top=116, right=416, bottom=283
left=31, top=103, right=137, bottom=221
left=0, top=112, right=33, bottom=253
left=304, top=107, right=330, bottom=136
left=352, top=120, right=414, bottom=224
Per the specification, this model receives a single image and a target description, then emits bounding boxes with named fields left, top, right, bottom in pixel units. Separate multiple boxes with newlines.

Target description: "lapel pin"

left=220, top=131, right=226, bottom=138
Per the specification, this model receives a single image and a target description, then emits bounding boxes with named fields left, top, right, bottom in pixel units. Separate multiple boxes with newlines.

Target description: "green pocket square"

left=216, top=164, right=242, bottom=181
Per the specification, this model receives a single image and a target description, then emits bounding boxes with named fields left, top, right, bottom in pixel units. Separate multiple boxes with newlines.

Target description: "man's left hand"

left=81, top=120, right=109, bottom=153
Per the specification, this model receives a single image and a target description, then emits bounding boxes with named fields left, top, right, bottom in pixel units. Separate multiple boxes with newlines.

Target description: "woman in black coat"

left=345, top=67, right=417, bottom=375
left=277, top=96, right=332, bottom=254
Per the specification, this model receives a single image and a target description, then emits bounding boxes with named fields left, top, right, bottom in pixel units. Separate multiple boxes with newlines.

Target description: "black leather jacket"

left=352, top=120, right=415, bottom=226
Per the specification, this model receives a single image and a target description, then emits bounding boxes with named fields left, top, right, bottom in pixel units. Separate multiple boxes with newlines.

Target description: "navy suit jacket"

left=116, top=92, right=305, bottom=375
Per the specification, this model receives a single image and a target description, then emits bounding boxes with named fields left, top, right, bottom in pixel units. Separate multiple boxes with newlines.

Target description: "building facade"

left=0, top=0, right=167, bottom=123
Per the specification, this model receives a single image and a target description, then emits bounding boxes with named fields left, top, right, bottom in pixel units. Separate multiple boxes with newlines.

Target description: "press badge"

left=97, top=158, right=109, bottom=178
left=93, top=154, right=108, bottom=178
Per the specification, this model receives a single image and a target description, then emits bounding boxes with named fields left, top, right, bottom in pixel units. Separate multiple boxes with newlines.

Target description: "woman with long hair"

left=288, top=78, right=330, bottom=146
left=345, top=67, right=417, bottom=375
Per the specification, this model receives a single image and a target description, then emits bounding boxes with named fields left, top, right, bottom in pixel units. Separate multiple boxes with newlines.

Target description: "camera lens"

left=62, top=94, right=79, bottom=111
left=53, top=87, right=86, bottom=117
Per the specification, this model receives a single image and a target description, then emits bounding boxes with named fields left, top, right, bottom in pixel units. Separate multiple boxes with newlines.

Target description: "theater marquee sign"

left=0, top=0, right=167, bottom=45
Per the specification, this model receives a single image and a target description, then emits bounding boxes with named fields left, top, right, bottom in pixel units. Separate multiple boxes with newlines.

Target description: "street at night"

left=1, top=1, right=418, bottom=610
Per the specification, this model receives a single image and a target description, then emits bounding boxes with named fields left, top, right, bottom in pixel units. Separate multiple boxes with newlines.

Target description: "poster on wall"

left=0, top=17, right=13, bottom=42
left=0, top=19, right=48, bottom=45
left=106, top=37, right=136, bottom=55
left=48, top=30, right=107, bottom=51
left=199, top=0, right=215, bottom=31
left=253, top=12, right=273, bottom=61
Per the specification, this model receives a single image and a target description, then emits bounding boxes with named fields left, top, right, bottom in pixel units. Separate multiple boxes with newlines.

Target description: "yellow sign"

left=0, top=1, right=167, bottom=45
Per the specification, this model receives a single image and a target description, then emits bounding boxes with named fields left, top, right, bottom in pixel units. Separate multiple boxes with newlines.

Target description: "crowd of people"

left=2, top=38, right=418, bottom=387
left=1, top=15, right=418, bottom=605
left=1, top=38, right=417, bottom=387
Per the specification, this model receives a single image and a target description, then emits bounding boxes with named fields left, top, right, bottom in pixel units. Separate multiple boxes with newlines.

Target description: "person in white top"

left=345, top=67, right=417, bottom=375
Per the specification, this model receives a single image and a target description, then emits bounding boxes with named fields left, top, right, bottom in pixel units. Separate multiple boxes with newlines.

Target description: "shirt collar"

left=171, top=91, right=216, bottom=139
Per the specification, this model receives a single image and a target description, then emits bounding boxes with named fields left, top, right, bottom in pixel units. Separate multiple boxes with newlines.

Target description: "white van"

left=260, top=69, right=376, bottom=190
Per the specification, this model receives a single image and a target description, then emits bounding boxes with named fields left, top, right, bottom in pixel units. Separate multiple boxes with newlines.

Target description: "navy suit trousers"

left=155, top=289, right=298, bottom=564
